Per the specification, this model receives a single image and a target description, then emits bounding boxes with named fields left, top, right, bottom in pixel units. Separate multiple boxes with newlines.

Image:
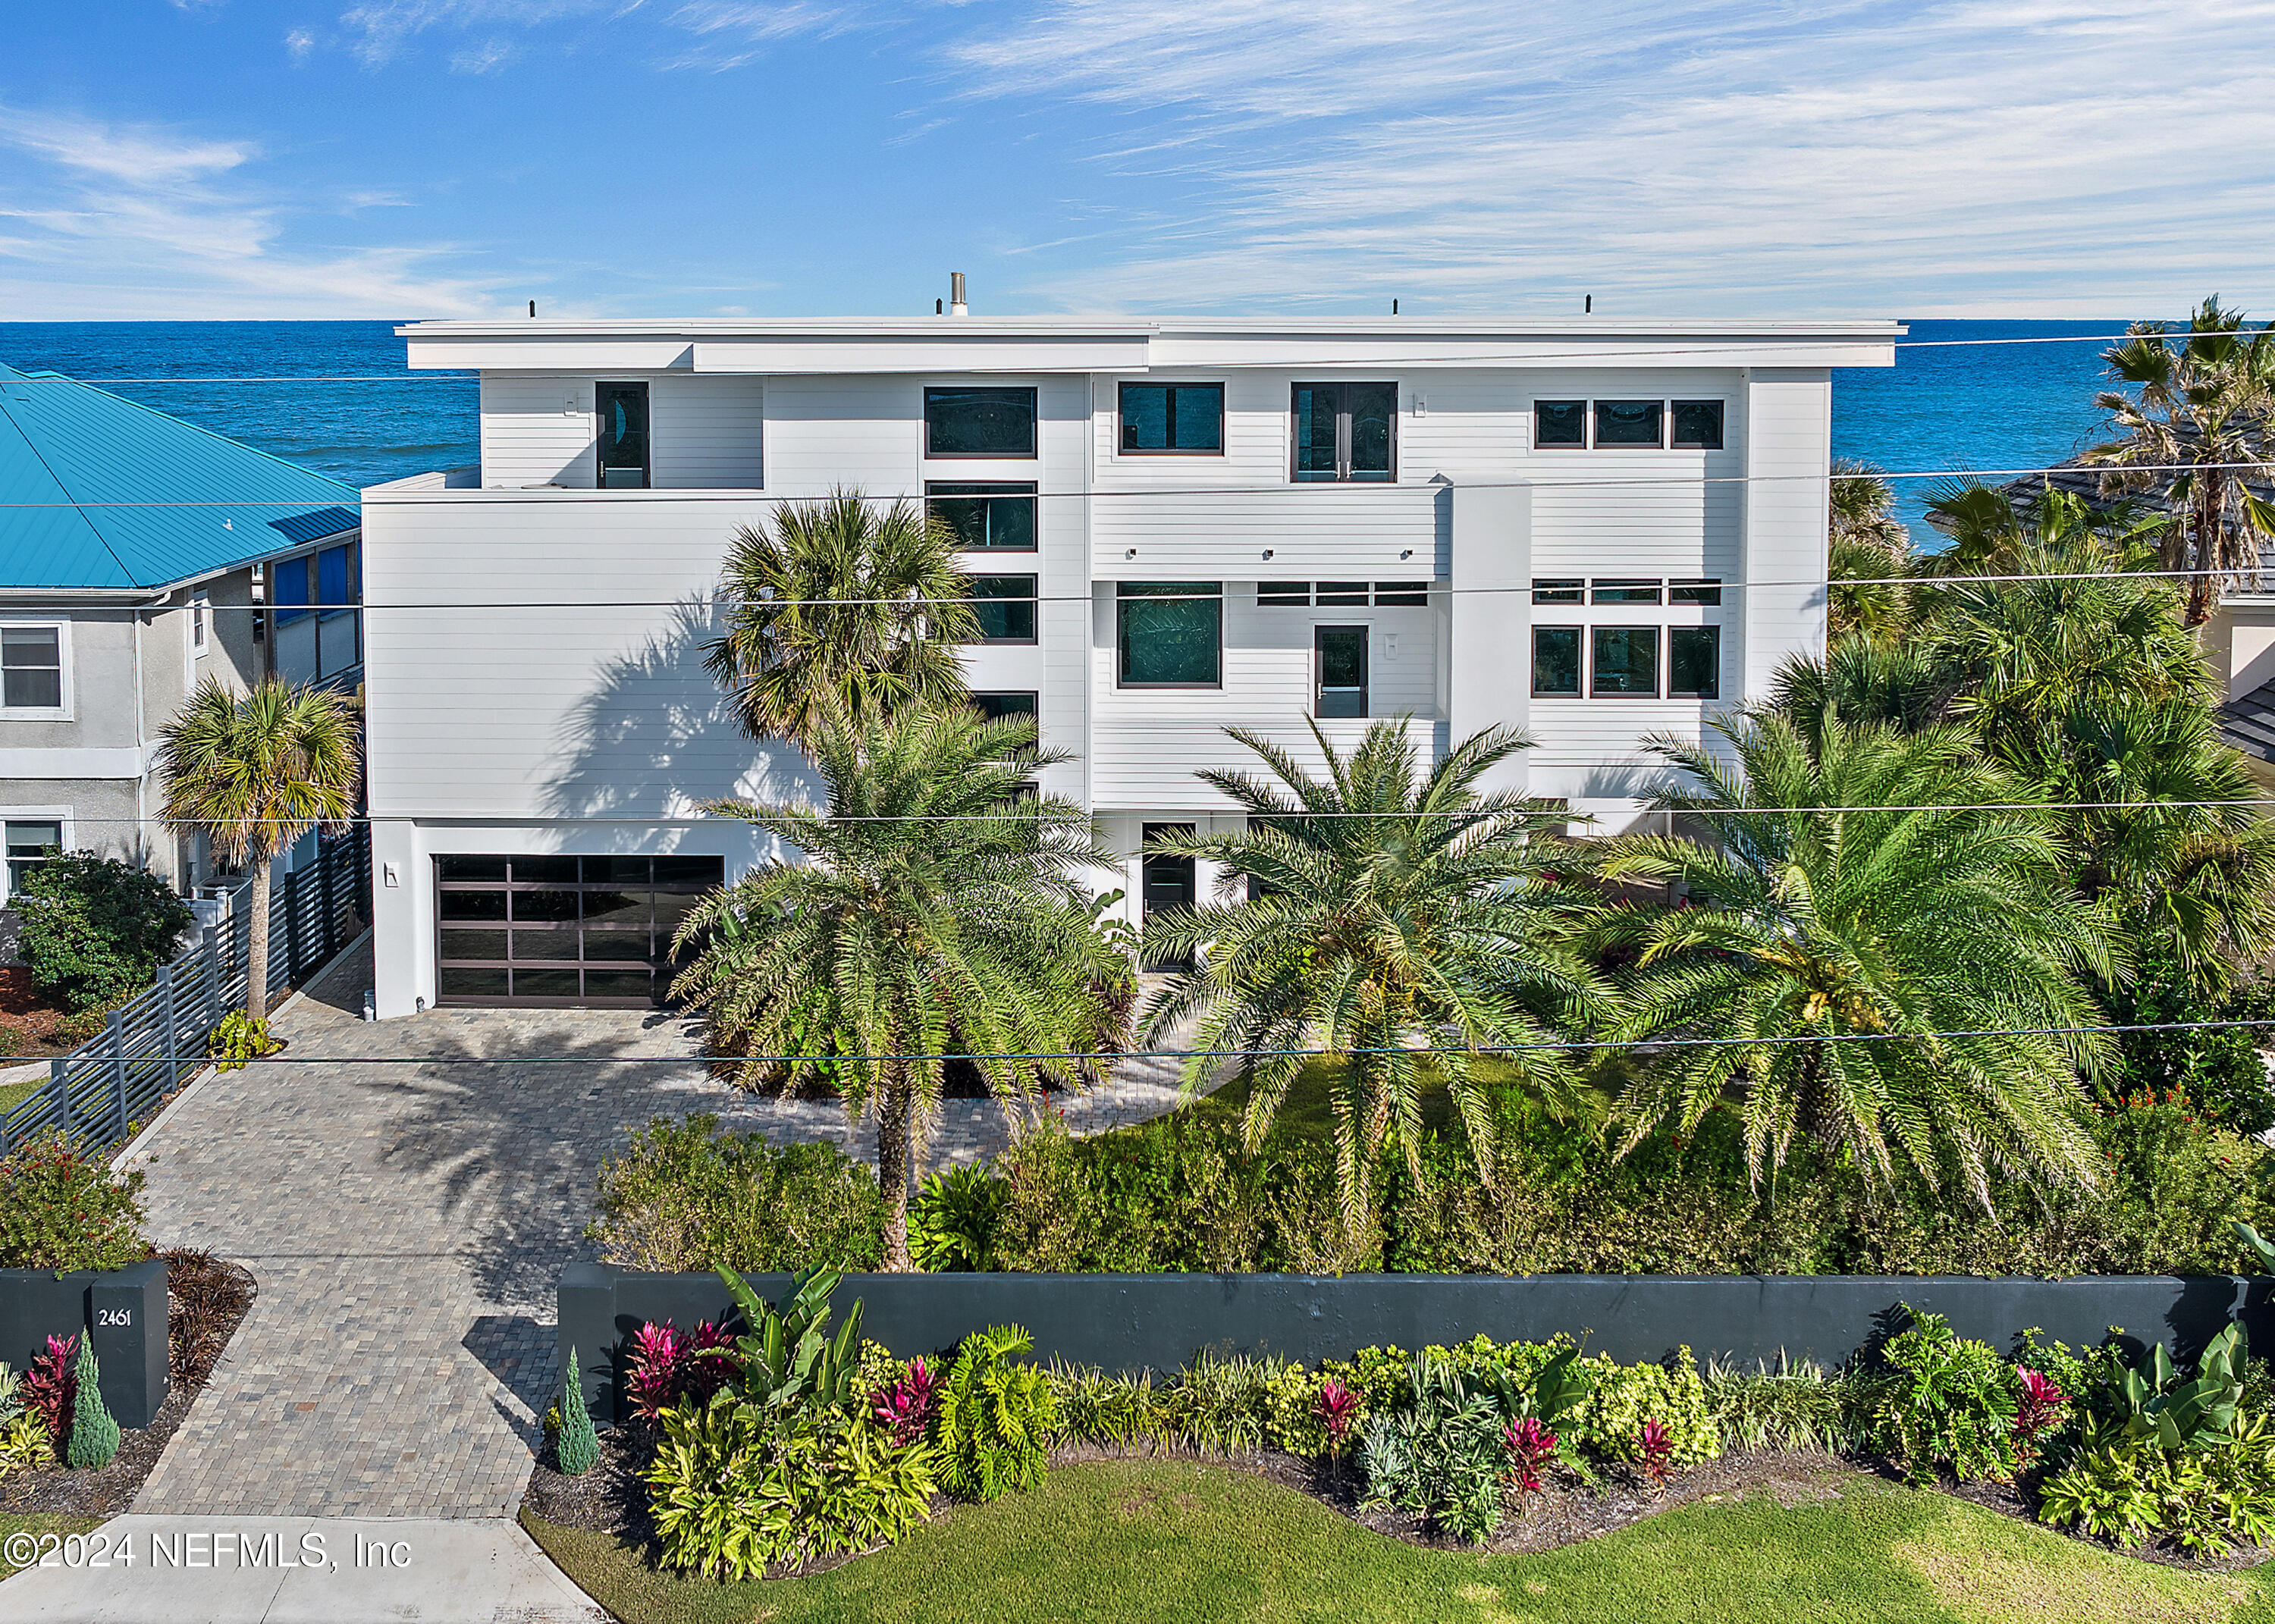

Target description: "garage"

left=435, top=854, right=726, bottom=1007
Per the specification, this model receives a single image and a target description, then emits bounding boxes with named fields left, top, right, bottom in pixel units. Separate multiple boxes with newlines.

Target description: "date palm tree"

left=155, top=677, right=360, bottom=1021
left=2082, top=297, right=2275, bottom=625
left=1596, top=714, right=2115, bottom=1210
left=673, top=702, right=1125, bottom=1270
left=1138, top=719, right=1611, bottom=1230
left=704, top=488, right=977, bottom=747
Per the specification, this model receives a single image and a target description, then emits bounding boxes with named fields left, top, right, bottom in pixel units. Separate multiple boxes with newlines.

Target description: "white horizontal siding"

left=651, top=377, right=764, bottom=488
left=480, top=375, right=595, bottom=489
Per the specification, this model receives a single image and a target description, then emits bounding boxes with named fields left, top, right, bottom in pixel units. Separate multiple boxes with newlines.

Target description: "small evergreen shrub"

left=64, top=1338, right=118, bottom=1469
left=0, top=1134, right=149, bottom=1271
left=588, top=1115, right=884, bottom=1273
left=1855, top=1309, right=2019, bottom=1485
left=1571, top=1347, right=1718, bottom=1466
left=557, top=1349, right=599, bottom=1476
left=934, top=1325, right=1055, bottom=1501
left=15, top=852, right=191, bottom=1014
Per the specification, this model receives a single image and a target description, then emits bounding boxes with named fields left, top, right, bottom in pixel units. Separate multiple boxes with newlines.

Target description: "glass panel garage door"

left=435, top=854, right=726, bottom=1007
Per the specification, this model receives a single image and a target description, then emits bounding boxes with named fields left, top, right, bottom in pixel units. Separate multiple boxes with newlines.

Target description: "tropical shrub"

left=2038, top=1419, right=2275, bottom=1553
left=868, top=1356, right=940, bottom=1447
left=1705, top=1357, right=1849, bottom=1452
left=0, top=1414, right=45, bottom=1478
left=934, top=1325, right=1055, bottom=1501
left=162, top=1247, right=253, bottom=1386
left=64, top=1337, right=118, bottom=1469
left=22, top=1334, right=74, bottom=1458
left=1048, top=1362, right=1162, bottom=1449
left=208, top=1010, right=283, bottom=1071
left=909, top=1162, right=1003, bottom=1272
left=1854, top=1311, right=2019, bottom=1485
left=1357, top=1358, right=1511, bottom=1543
left=1571, top=1348, right=1716, bottom=1466
left=14, top=852, right=191, bottom=1014
left=1155, top=1352, right=1283, bottom=1453
left=588, top=1116, right=884, bottom=1274
left=626, top=1320, right=737, bottom=1424
left=0, top=1133, right=150, bottom=1271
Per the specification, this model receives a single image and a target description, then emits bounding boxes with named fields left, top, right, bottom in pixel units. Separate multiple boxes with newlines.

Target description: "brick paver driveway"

left=127, top=937, right=1190, bottom=1518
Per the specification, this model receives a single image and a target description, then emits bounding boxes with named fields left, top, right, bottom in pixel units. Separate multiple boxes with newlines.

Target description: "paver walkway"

left=126, top=937, right=1196, bottom=1518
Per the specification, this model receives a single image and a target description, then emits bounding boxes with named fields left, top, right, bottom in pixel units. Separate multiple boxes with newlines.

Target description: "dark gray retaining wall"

left=0, top=1259, right=168, bottom=1429
left=558, top=1263, right=2271, bottom=1427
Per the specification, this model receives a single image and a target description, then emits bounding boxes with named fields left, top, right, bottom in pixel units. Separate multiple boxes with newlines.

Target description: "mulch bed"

left=0, top=1249, right=256, bottom=1516
left=0, top=967, right=83, bottom=1061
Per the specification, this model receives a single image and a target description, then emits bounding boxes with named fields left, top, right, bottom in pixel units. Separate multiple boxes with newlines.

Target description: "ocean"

left=0, top=316, right=2143, bottom=539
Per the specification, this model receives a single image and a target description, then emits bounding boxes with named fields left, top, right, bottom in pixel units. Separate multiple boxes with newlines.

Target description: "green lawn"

left=521, top=1459, right=2275, bottom=1624
left=0, top=1074, right=44, bottom=1121
left=0, top=1514, right=102, bottom=1579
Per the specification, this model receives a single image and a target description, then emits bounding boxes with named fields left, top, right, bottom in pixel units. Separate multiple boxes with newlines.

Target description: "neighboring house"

left=361, top=314, right=1897, bottom=1016
left=0, top=361, right=364, bottom=914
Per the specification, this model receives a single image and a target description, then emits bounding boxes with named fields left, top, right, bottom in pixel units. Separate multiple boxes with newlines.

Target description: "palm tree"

left=673, top=704, right=1124, bottom=1270
left=1138, top=719, right=1610, bottom=1228
left=155, top=678, right=360, bottom=1021
left=704, top=488, right=977, bottom=746
left=1828, top=459, right=1916, bottom=645
left=2082, top=297, right=2275, bottom=625
left=1596, top=714, right=2115, bottom=1209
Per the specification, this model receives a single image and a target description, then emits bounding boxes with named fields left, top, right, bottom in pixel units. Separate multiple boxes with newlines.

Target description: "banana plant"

left=2113, top=1321, right=2244, bottom=1451
left=2236, top=1220, right=2275, bottom=1274
left=1480, top=1345, right=1592, bottom=1428
left=709, top=1264, right=865, bottom=1428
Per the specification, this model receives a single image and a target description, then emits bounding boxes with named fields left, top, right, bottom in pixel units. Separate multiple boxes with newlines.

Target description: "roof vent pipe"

left=949, top=272, right=968, bottom=316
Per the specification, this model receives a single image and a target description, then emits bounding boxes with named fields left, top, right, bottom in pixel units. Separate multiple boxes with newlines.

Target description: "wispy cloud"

left=0, top=102, right=497, bottom=318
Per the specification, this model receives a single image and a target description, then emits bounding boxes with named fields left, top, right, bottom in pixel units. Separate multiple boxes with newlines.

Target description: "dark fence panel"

left=0, top=1259, right=169, bottom=1429
left=560, top=1264, right=2273, bottom=1427
left=0, top=825, right=371, bottom=1158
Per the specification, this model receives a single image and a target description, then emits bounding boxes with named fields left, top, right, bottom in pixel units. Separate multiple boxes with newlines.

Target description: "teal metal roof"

left=0, top=362, right=359, bottom=591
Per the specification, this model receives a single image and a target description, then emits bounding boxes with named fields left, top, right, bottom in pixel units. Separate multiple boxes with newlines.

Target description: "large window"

left=1669, top=626, right=1721, bottom=699
left=0, top=626, right=64, bottom=712
left=1291, top=382, right=1396, bottom=482
left=435, top=854, right=726, bottom=1007
left=1315, top=625, right=1367, bottom=718
left=1117, top=582, right=1221, bottom=687
left=1532, top=627, right=1580, bottom=697
left=927, top=481, right=1037, bottom=551
left=925, top=386, right=1037, bottom=458
left=1591, top=627, right=1659, bottom=697
left=596, top=382, right=650, bottom=489
left=4, top=821, right=60, bottom=898
left=966, top=575, right=1037, bottom=644
left=1119, top=383, right=1223, bottom=453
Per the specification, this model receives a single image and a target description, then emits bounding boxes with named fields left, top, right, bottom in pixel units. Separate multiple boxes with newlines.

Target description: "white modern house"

left=361, top=313, right=1898, bottom=1015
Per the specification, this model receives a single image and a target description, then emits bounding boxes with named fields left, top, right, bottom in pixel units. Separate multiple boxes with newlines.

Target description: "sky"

left=4, top=2, right=2273, bottom=321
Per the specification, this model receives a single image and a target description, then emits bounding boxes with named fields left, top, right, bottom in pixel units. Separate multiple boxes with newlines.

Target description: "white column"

left=1740, top=369, right=1832, bottom=698
left=1448, top=481, right=1533, bottom=795
left=370, top=817, right=427, bottom=1018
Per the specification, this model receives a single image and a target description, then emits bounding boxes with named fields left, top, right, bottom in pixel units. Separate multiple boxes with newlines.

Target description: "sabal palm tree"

left=1766, top=639, right=1953, bottom=749
left=673, top=704, right=1124, bottom=1270
left=1596, top=714, right=2116, bottom=1209
left=155, top=678, right=360, bottom=1021
left=2082, top=296, right=2275, bottom=625
left=1828, top=459, right=1916, bottom=645
left=704, top=488, right=977, bottom=746
left=1138, top=719, right=1610, bottom=1228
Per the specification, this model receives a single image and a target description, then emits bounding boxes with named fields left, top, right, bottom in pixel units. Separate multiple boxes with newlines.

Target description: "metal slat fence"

left=0, top=825, right=372, bottom=1158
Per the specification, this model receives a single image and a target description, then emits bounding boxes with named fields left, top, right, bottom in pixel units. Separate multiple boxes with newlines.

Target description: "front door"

left=1140, top=823, right=1196, bottom=972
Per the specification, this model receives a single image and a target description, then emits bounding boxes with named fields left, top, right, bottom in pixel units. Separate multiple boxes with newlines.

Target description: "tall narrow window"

left=927, top=482, right=1037, bottom=551
left=595, top=383, right=650, bottom=488
left=1669, top=626, right=1721, bottom=698
left=965, top=575, right=1037, bottom=643
left=1315, top=625, right=1368, bottom=718
left=1, top=627, right=62, bottom=710
left=271, top=558, right=310, bottom=624
left=1117, top=583, right=1221, bottom=687
left=925, top=387, right=1037, bottom=457
left=1291, top=383, right=1397, bottom=481
left=4, top=821, right=60, bottom=898
left=1532, top=627, right=1580, bottom=696
left=1592, top=626, right=1659, bottom=696
left=1119, top=382, right=1223, bottom=453
left=190, top=594, right=209, bottom=654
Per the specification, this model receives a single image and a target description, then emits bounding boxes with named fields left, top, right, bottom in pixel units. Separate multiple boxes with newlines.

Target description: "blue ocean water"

left=0, top=317, right=2145, bottom=537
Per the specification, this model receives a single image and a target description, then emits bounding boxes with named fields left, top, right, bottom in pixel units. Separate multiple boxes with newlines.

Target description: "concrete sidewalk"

left=0, top=1515, right=603, bottom=1622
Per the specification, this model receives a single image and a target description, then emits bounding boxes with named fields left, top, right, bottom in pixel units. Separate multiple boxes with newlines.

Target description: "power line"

left=14, top=1014, right=2272, bottom=1071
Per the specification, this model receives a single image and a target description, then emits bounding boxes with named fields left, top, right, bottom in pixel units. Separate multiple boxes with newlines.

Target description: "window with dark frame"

left=1316, top=580, right=1369, bottom=606
left=1119, top=382, right=1224, bottom=453
left=1670, top=578, right=1723, bottom=605
left=927, top=481, right=1037, bottom=551
left=1591, top=578, right=1663, bottom=604
left=965, top=575, right=1037, bottom=643
left=1258, top=582, right=1311, bottom=606
left=1592, top=626, right=1660, bottom=696
left=924, top=386, right=1037, bottom=458
left=1373, top=582, right=1429, bottom=606
left=4, top=821, right=59, bottom=897
left=1669, top=626, right=1721, bottom=699
left=1, top=627, right=62, bottom=710
left=1593, top=400, right=1664, bottom=448
left=1532, top=627, right=1581, bottom=696
left=1117, top=582, right=1222, bottom=687
left=434, top=854, right=726, bottom=1007
left=595, top=382, right=650, bottom=488
left=1532, top=578, right=1584, bottom=604
left=969, top=691, right=1039, bottom=720
left=1671, top=400, right=1725, bottom=450
left=1534, top=401, right=1586, bottom=447
left=1291, top=382, right=1396, bottom=481
left=1314, top=625, right=1367, bottom=718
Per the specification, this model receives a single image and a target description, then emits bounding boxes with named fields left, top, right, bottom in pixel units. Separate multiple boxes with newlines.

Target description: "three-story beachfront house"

left=360, top=312, right=1897, bottom=1015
